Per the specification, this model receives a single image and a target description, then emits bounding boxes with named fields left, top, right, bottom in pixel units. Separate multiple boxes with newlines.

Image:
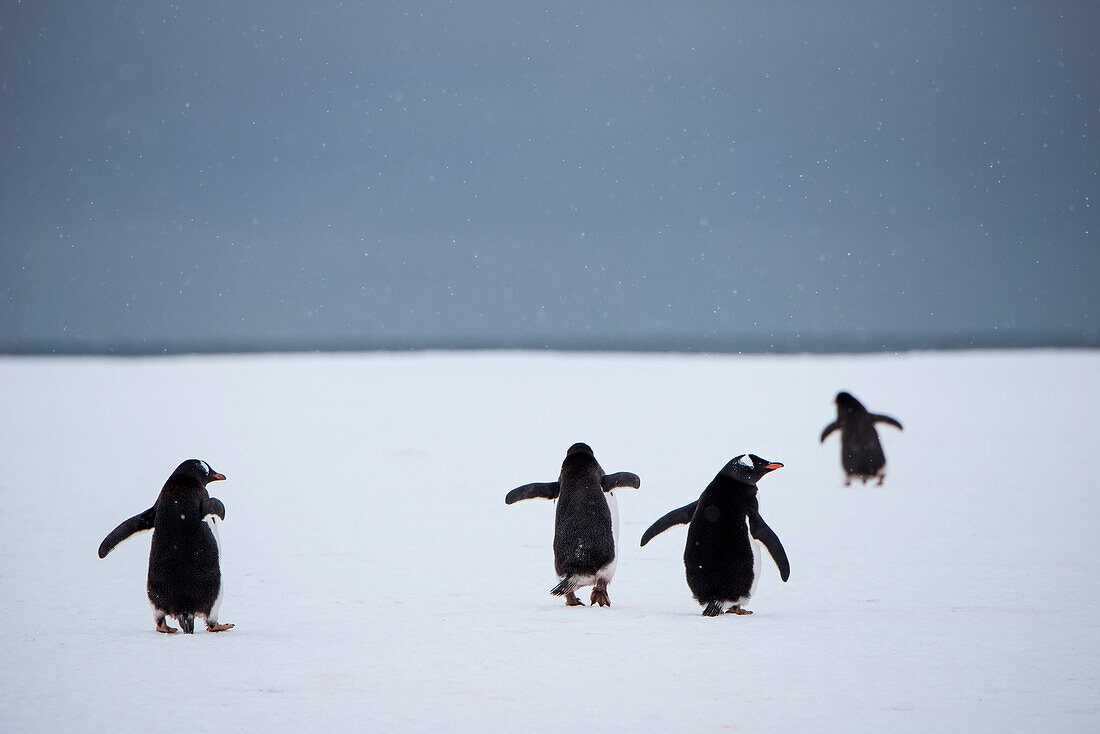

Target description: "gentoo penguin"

left=99, top=459, right=233, bottom=634
left=640, top=454, right=789, bottom=616
left=506, top=443, right=640, bottom=607
left=820, top=391, right=903, bottom=485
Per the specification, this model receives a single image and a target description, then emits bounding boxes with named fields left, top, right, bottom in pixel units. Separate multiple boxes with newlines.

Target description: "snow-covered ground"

left=0, top=350, right=1097, bottom=732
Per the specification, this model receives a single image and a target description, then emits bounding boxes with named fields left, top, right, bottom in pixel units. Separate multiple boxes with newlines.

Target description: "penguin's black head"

left=835, top=391, right=865, bottom=414
left=720, top=454, right=783, bottom=485
left=561, top=443, right=598, bottom=476
left=172, top=459, right=226, bottom=485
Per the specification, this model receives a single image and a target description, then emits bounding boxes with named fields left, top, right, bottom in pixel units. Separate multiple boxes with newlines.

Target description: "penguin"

left=98, top=459, right=233, bottom=634
left=640, top=454, right=789, bottom=616
left=506, top=443, right=640, bottom=607
left=820, top=391, right=903, bottom=485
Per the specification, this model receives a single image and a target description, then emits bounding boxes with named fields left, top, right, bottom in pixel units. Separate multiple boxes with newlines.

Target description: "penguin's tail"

left=550, top=577, right=578, bottom=597
left=702, top=601, right=724, bottom=617
left=179, top=614, right=195, bottom=634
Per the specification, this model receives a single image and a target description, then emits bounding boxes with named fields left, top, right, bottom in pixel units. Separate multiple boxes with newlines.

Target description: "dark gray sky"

left=2, top=1, right=1097, bottom=352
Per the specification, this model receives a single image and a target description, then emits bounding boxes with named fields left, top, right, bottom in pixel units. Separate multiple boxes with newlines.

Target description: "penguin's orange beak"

left=209, top=471, right=226, bottom=482
left=765, top=463, right=784, bottom=470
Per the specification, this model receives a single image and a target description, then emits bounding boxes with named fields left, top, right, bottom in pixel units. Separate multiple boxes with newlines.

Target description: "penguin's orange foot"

left=565, top=592, right=585, bottom=606
left=875, top=476, right=885, bottom=486
left=591, top=579, right=611, bottom=607
left=590, top=589, right=611, bottom=607
left=206, top=623, right=234, bottom=632
left=156, top=620, right=178, bottom=633
left=727, top=606, right=753, bottom=615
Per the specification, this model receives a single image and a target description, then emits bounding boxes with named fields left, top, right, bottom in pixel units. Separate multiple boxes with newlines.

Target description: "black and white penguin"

left=640, top=454, right=789, bottom=616
left=98, top=459, right=233, bottom=634
left=506, top=443, right=641, bottom=607
left=820, top=391, right=903, bottom=485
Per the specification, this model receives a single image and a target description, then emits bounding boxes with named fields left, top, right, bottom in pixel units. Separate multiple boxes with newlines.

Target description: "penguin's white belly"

left=205, top=515, right=224, bottom=622
left=749, top=538, right=763, bottom=596
left=597, top=491, right=619, bottom=582
left=205, top=515, right=221, bottom=549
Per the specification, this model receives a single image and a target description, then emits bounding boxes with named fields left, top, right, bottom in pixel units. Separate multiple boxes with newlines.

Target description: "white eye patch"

left=199, top=460, right=211, bottom=475
left=736, top=455, right=753, bottom=468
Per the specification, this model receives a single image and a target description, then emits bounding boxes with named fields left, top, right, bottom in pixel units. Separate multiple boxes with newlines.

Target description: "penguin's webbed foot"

left=565, top=591, right=585, bottom=606
left=156, top=619, right=178, bottom=634
left=875, top=475, right=885, bottom=486
left=206, top=623, right=234, bottom=632
left=590, top=588, right=611, bottom=607
left=727, top=606, right=753, bottom=615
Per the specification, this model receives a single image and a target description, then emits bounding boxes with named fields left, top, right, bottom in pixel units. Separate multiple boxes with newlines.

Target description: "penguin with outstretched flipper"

left=820, top=391, right=903, bottom=485
left=641, top=454, right=789, bottom=616
left=506, top=443, right=640, bottom=607
left=99, top=459, right=233, bottom=634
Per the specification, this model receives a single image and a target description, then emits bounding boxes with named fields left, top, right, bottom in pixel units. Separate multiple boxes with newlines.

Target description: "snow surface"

left=0, top=350, right=1097, bottom=732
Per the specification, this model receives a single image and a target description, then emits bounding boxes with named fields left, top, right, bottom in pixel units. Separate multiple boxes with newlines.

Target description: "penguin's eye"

left=199, top=460, right=210, bottom=475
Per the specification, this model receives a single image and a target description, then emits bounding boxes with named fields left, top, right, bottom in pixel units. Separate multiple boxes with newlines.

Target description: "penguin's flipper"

left=98, top=506, right=156, bottom=559
left=602, top=472, right=641, bottom=492
left=639, top=502, right=697, bottom=546
left=505, top=482, right=560, bottom=504
left=819, top=421, right=840, bottom=443
left=871, top=413, right=903, bottom=431
left=201, top=497, right=226, bottom=521
left=748, top=510, right=790, bottom=582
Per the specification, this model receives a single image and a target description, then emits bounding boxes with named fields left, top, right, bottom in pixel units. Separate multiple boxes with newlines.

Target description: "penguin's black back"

left=835, top=393, right=887, bottom=476
left=147, top=474, right=221, bottom=617
left=553, top=448, right=614, bottom=578
left=684, top=478, right=757, bottom=604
